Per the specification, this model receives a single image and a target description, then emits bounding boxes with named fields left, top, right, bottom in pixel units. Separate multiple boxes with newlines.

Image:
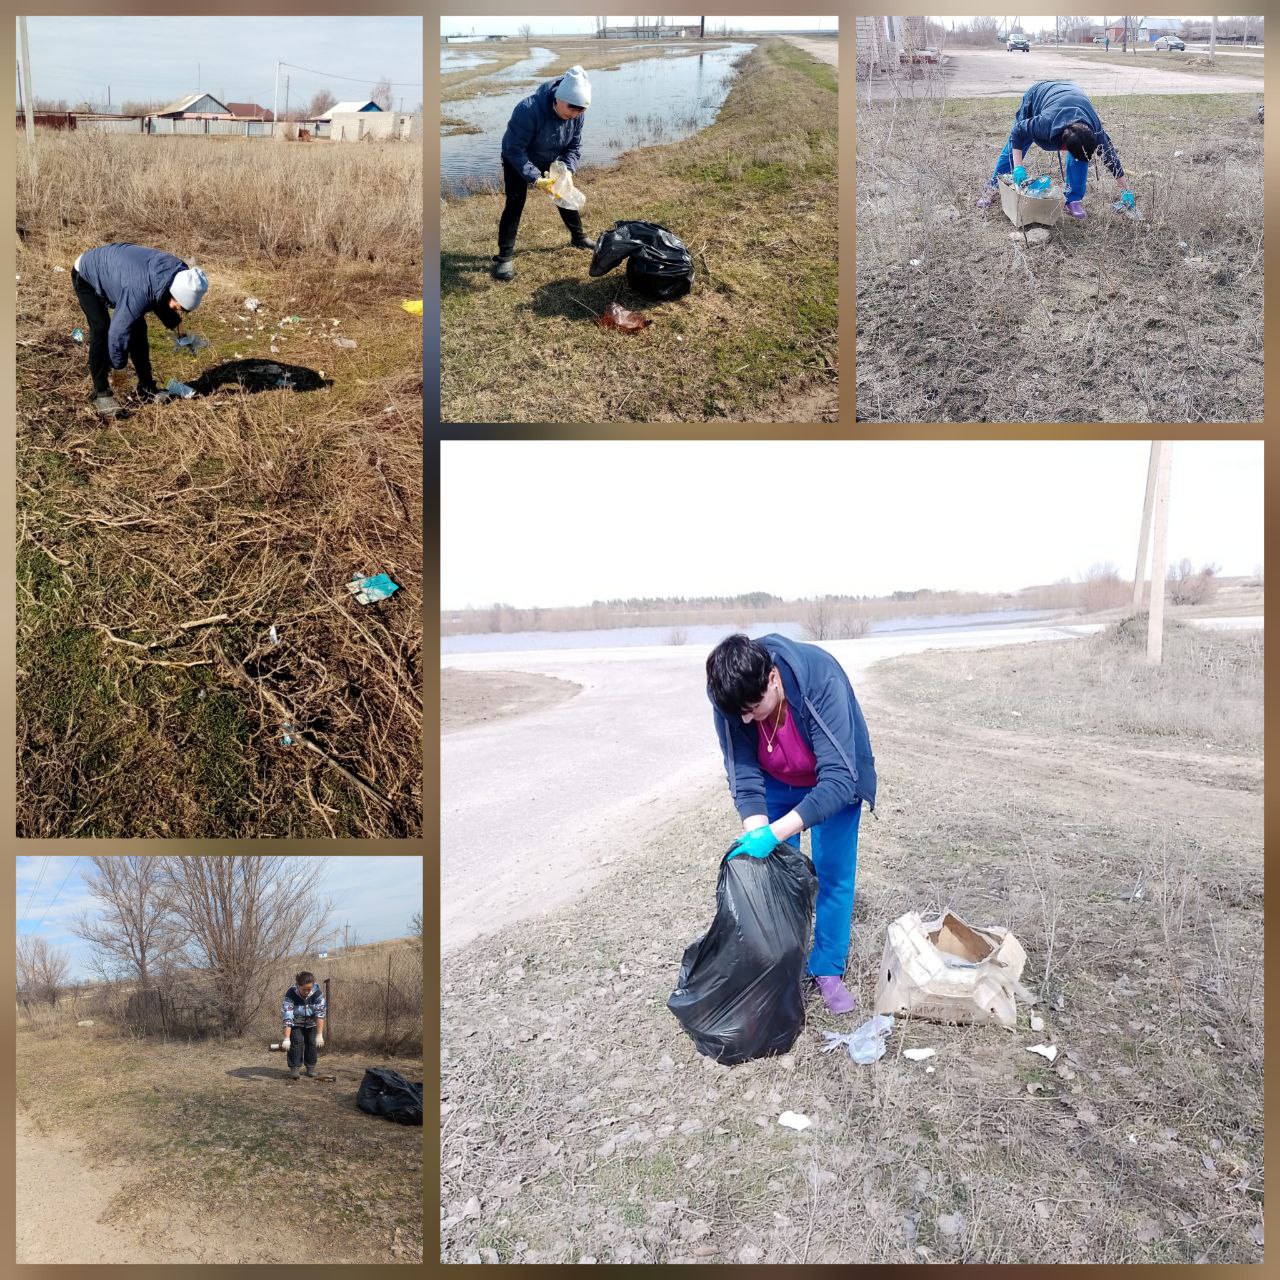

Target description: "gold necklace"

left=760, top=696, right=786, bottom=754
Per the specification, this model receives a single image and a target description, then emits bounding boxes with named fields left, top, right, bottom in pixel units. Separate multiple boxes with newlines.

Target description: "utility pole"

left=272, top=59, right=280, bottom=138
left=197, top=61, right=201, bottom=90
left=1209, top=15, right=1217, bottom=60
left=1132, top=443, right=1160, bottom=610
left=283, top=73, right=290, bottom=123
left=1145, top=443, right=1173, bottom=665
left=700, top=16, right=705, bottom=39
left=19, top=16, right=35, bottom=167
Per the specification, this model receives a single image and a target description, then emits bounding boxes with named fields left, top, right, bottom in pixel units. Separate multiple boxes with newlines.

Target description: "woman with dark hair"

left=705, top=633, right=876, bottom=1016
left=281, top=971, right=327, bottom=1080
left=975, top=80, right=1134, bottom=221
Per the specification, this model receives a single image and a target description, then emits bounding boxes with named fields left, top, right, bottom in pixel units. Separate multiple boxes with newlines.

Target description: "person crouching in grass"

left=71, top=242, right=208, bottom=418
left=281, top=970, right=327, bottom=1079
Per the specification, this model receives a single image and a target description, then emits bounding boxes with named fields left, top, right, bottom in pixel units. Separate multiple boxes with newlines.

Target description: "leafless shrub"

left=666, top=626, right=689, bottom=646
left=1167, top=559, right=1220, bottom=606
left=1079, top=562, right=1129, bottom=613
left=16, top=935, right=71, bottom=1007
left=802, top=596, right=837, bottom=640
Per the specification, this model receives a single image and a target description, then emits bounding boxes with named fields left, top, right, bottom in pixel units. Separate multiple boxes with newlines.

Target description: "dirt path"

left=871, top=45, right=1262, bottom=99
left=783, top=35, right=838, bottom=68
left=442, top=667, right=581, bottom=734
left=16, top=1107, right=243, bottom=1263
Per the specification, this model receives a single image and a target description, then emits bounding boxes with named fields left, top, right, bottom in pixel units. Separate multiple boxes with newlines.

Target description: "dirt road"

left=783, top=35, right=837, bottom=68
left=441, top=618, right=1259, bottom=952
left=17, top=1108, right=229, bottom=1263
left=872, top=45, right=1262, bottom=99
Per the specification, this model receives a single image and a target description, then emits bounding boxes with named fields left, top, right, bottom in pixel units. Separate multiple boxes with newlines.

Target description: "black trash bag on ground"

left=589, top=220, right=695, bottom=300
left=357, top=1067, right=423, bottom=1125
left=667, top=844, right=818, bottom=1065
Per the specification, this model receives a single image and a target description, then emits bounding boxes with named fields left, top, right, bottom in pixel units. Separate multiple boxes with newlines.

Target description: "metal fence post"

left=324, top=977, right=331, bottom=1046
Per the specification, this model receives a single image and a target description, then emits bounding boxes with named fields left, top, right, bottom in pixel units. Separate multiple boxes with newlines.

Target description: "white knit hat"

left=556, top=65, right=591, bottom=108
left=170, top=266, right=208, bottom=311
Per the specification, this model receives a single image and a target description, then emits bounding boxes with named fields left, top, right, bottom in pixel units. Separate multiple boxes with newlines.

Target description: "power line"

left=20, top=856, right=51, bottom=926
left=33, top=857, right=81, bottom=931
left=279, top=59, right=421, bottom=86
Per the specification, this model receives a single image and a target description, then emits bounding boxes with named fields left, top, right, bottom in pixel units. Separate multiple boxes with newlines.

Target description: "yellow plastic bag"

left=546, top=159, right=586, bottom=212
left=401, top=299, right=423, bottom=317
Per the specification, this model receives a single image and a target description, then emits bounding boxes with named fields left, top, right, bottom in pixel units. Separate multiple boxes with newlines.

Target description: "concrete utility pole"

left=284, top=73, right=290, bottom=122
left=1145, top=442, right=1173, bottom=665
left=272, top=59, right=280, bottom=138
left=1132, top=443, right=1160, bottom=610
left=18, top=17, right=35, bottom=167
left=1209, top=15, right=1217, bottom=60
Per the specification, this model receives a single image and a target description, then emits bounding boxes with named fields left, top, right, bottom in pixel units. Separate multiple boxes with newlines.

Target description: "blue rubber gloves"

left=727, top=826, right=780, bottom=860
left=1012, top=164, right=1028, bottom=186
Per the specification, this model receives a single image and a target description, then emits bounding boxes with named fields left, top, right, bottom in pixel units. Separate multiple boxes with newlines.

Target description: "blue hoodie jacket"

left=709, top=634, right=877, bottom=831
left=501, top=77, right=584, bottom=184
left=75, top=243, right=186, bottom=370
left=1009, top=81, right=1125, bottom=180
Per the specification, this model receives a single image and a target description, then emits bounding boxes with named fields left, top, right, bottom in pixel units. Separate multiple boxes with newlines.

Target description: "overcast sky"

left=23, top=16, right=422, bottom=107
left=441, top=15, right=837, bottom=37
left=441, top=441, right=1263, bottom=608
left=16, top=856, right=423, bottom=982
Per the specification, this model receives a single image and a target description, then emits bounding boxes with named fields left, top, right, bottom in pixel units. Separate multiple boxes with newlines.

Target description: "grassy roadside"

left=441, top=40, right=736, bottom=103
left=441, top=39, right=838, bottom=423
left=17, top=135, right=423, bottom=836
left=442, top=629, right=1263, bottom=1263
left=17, top=1021, right=423, bottom=1262
left=856, top=91, right=1264, bottom=422
left=1043, top=46, right=1266, bottom=80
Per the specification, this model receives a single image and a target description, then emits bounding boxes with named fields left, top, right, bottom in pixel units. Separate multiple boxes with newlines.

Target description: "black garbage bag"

left=589, top=220, right=695, bottom=300
left=667, top=844, right=818, bottom=1066
left=357, top=1067, right=423, bottom=1126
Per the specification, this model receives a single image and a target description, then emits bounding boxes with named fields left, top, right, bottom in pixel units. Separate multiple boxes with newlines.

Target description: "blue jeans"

left=764, top=775, right=863, bottom=978
left=989, top=130, right=1089, bottom=202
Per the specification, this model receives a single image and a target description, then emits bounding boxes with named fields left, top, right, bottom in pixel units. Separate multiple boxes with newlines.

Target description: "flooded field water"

left=440, top=42, right=753, bottom=196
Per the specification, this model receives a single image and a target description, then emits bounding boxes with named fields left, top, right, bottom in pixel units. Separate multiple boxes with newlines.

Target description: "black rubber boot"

left=570, top=235, right=597, bottom=251
left=492, top=255, right=515, bottom=281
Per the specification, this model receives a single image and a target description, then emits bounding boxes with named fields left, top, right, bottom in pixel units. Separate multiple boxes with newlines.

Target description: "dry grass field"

left=441, top=622, right=1263, bottom=1263
left=17, top=132, right=423, bottom=837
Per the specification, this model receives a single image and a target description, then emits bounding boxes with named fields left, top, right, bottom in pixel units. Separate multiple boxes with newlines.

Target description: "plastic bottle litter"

left=71, top=327, right=84, bottom=343
left=165, top=377, right=196, bottom=398
left=821, top=1013, right=896, bottom=1065
left=346, top=572, right=399, bottom=605
left=333, top=337, right=358, bottom=349
left=546, top=159, right=586, bottom=211
left=598, top=301, right=650, bottom=332
left=173, top=333, right=209, bottom=353
left=1112, top=199, right=1146, bottom=221
left=1027, top=174, right=1052, bottom=193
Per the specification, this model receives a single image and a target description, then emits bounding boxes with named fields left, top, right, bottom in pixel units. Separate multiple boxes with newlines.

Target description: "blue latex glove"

left=1012, top=164, right=1028, bottom=186
left=1121, top=190, right=1136, bottom=208
left=727, top=825, right=780, bottom=860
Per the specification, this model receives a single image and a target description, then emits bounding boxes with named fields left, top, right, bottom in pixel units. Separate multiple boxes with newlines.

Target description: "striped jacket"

left=282, top=984, right=327, bottom=1028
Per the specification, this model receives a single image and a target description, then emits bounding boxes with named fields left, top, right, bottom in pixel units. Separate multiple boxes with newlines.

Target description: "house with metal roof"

left=315, top=100, right=382, bottom=121
left=151, top=92, right=234, bottom=119
left=224, top=101, right=274, bottom=121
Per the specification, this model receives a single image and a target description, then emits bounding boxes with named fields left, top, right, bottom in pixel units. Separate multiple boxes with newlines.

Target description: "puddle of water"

left=441, top=50, right=498, bottom=70
left=440, top=608, right=1062, bottom=654
left=487, top=46, right=558, bottom=82
left=441, top=42, right=753, bottom=196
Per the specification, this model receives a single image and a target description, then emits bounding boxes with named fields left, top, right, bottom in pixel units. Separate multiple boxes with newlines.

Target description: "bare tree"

left=518, top=22, right=533, bottom=41
left=160, top=857, right=333, bottom=1036
left=17, top=935, right=71, bottom=1006
left=370, top=76, right=394, bottom=111
left=802, top=596, right=838, bottom=641
left=71, top=856, right=185, bottom=990
left=306, top=88, right=337, bottom=118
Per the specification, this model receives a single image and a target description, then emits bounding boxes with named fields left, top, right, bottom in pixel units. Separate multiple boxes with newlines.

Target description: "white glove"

left=316, top=1033, right=324, bottom=1048
left=281, top=1032, right=291, bottom=1046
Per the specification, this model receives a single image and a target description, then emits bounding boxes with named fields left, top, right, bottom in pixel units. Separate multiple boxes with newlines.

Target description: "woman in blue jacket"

left=71, top=241, right=208, bottom=417
left=281, top=971, right=327, bottom=1080
left=707, top=633, right=876, bottom=1016
left=492, top=65, right=596, bottom=281
left=975, top=80, right=1135, bottom=221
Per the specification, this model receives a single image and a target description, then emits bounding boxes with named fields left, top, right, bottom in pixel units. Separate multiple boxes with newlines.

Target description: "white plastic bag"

left=547, top=159, right=586, bottom=212
left=820, top=1013, right=895, bottom=1065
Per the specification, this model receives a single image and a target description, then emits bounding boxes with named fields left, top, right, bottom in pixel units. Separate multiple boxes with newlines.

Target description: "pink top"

left=756, top=703, right=818, bottom=788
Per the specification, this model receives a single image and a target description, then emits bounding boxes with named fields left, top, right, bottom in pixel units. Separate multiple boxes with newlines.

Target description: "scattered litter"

left=777, top=1111, right=811, bottom=1131
left=875, top=910, right=1031, bottom=1030
left=172, top=333, right=209, bottom=354
left=598, top=300, right=651, bottom=332
left=908, top=258, right=922, bottom=266
left=821, top=1013, right=895, bottom=1065
left=333, top=336, right=358, bottom=349
left=903, top=1047, right=936, bottom=1062
left=1027, top=1043, right=1058, bottom=1062
left=1203, top=1024, right=1224, bottom=1049
left=346, top=572, right=399, bottom=605
left=1030, top=1014, right=1045, bottom=1033
left=401, top=299, right=423, bottom=316
left=270, top=344, right=280, bottom=354
left=77, top=1019, right=94, bottom=1026
left=71, top=327, right=84, bottom=343
left=545, top=158, right=586, bottom=211
left=937, top=1212, right=966, bottom=1238
left=280, top=723, right=295, bottom=747
left=196, top=689, right=206, bottom=701
left=1174, top=149, right=1184, bottom=158
left=243, top=296, right=261, bottom=311
left=331, top=318, right=340, bottom=326
left=53, top=265, right=66, bottom=272
left=1115, top=873, right=1147, bottom=902
left=234, top=351, right=243, bottom=358
left=1248, top=1221, right=1264, bottom=1248
left=164, top=377, right=196, bottom=398
left=925, top=1065, right=935, bottom=1074
left=1111, top=199, right=1146, bottom=221
left=1183, top=256, right=1211, bottom=271
left=268, top=624, right=280, bottom=646
left=1178, top=240, right=1189, bottom=250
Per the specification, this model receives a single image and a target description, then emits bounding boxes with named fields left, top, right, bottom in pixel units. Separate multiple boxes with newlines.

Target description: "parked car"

left=1154, top=35, right=1186, bottom=52
left=1007, top=35, right=1030, bottom=52
left=1092, top=35, right=1106, bottom=44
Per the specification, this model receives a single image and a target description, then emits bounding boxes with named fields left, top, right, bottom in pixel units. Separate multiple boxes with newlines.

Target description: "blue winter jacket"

left=75, top=243, right=186, bottom=370
left=501, top=77, right=584, bottom=184
left=709, top=634, right=877, bottom=832
left=1009, top=81, right=1125, bottom=180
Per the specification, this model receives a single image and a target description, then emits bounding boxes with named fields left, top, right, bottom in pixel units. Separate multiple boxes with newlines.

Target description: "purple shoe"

left=1065, top=200, right=1086, bottom=220
left=975, top=188, right=997, bottom=209
left=812, top=975, right=857, bottom=1015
